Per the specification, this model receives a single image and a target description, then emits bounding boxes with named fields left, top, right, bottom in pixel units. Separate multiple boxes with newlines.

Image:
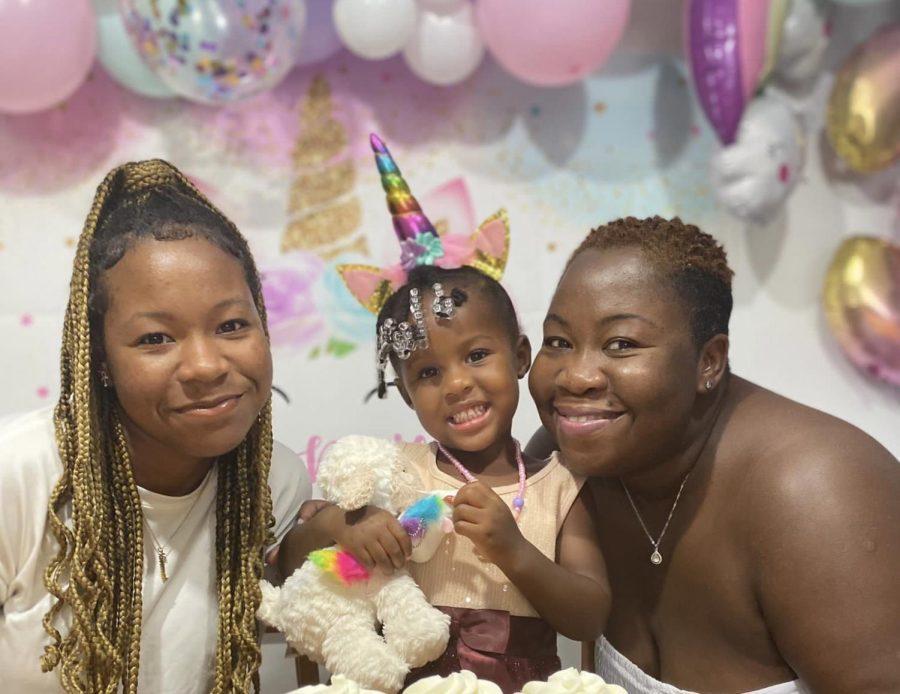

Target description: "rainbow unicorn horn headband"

left=337, top=133, right=511, bottom=315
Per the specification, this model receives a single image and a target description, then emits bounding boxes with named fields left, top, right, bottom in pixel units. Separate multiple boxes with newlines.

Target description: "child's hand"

left=451, top=481, right=525, bottom=566
left=333, top=505, right=412, bottom=574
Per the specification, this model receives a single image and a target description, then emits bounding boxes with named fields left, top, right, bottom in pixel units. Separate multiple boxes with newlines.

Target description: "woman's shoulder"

left=268, top=440, right=311, bottom=489
left=268, top=440, right=313, bottom=531
left=0, top=406, right=55, bottom=439
left=722, top=378, right=899, bottom=530
left=0, top=408, right=61, bottom=560
left=0, top=407, right=60, bottom=478
left=724, top=378, right=890, bottom=465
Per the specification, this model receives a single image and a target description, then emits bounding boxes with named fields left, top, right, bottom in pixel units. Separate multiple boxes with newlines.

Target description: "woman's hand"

left=334, top=505, right=412, bottom=574
left=450, top=481, right=525, bottom=566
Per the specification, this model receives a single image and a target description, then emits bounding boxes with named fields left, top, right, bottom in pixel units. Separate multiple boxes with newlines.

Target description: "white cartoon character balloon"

left=773, top=0, right=829, bottom=86
left=711, top=94, right=806, bottom=224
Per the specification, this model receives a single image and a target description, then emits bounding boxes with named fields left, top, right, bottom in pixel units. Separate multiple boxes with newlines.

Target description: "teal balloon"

left=97, top=12, right=175, bottom=99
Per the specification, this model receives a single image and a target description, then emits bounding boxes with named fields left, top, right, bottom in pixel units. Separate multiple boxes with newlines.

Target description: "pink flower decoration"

left=261, top=255, right=327, bottom=349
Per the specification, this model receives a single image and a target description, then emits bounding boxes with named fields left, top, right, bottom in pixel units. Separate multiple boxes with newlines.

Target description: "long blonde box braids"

left=43, top=160, right=275, bottom=693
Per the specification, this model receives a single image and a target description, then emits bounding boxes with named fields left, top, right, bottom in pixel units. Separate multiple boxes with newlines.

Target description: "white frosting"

left=285, top=669, right=627, bottom=694
left=286, top=674, right=382, bottom=694
left=520, top=668, right=628, bottom=694
left=403, top=670, right=503, bottom=694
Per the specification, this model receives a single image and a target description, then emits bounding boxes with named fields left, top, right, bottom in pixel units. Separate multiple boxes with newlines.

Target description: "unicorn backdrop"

left=1, top=1, right=898, bottom=688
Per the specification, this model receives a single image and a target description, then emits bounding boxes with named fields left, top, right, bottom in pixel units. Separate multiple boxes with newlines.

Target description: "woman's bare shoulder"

left=721, top=377, right=899, bottom=531
left=720, top=380, right=900, bottom=689
left=725, top=378, right=894, bottom=472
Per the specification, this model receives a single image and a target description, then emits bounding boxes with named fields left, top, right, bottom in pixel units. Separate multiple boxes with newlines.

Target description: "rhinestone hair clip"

left=375, top=283, right=458, bottom=397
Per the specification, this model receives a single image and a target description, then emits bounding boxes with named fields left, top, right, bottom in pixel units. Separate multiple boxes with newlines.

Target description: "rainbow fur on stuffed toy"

left=257, top=437, right=452, bottom=694
left=309, top=494, right=453, bottom=587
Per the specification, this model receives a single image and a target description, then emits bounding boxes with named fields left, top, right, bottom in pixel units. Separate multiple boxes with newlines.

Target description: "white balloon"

left=416, top=0, right=467, bottom=14
left=711, top=94, right=806, bottom=224
left=774, top=0, right=829, bottom=85
left=333, top=0, right=417, bottom=60
left=403, top=5, right=483, bottom=85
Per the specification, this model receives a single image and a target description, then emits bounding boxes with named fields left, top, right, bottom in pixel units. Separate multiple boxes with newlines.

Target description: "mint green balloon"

left=97, top=11, right=175, bottom=99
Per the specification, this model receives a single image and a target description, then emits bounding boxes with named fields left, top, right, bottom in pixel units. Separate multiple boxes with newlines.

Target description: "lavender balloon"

left=296, top=0, right=343, bottom=66
left=686, top=0, right=788, bottom=145
left=687, top=0, right=745, bottom=144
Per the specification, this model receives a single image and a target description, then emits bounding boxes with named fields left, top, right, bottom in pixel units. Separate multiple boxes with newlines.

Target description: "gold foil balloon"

left=823, top=237, right=900, bottom=386
left=826, top=25, right=900, bottom=173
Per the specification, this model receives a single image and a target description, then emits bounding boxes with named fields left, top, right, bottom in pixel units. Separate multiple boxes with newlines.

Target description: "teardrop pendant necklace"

left=621, top=470, right=692, bottom=566
left=621, top=398, right=723, bottom=566
left=435, top=439, right=527, bottom=521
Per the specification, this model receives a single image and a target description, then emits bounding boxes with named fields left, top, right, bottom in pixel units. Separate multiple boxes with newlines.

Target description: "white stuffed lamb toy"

left=257, top=435, right=452, bottom=693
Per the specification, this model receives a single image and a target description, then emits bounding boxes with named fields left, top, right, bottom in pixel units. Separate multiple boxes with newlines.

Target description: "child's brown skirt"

left=404, top=606, right=561, bottom=694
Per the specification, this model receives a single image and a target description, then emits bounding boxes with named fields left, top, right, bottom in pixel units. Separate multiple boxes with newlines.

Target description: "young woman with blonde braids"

left=0, top=160, right=311, bottom=693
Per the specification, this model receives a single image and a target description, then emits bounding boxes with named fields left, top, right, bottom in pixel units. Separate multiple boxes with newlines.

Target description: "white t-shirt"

left=0, top=407, right=311, bottom=694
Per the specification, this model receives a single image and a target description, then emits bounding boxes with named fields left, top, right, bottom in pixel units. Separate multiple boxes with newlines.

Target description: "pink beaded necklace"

left=435, top=439, right=527, bottom=522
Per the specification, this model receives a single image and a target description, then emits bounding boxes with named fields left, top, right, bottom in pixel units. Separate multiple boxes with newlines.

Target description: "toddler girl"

left=287, top=135, right=610, bottom=693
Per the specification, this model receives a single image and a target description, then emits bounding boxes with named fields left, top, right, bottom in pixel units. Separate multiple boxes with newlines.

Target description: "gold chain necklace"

left=142, top=471, right=212, bottom=582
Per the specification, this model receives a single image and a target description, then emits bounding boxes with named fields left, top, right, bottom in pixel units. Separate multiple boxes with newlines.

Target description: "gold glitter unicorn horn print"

left=281, top=74, right=368, bottom=260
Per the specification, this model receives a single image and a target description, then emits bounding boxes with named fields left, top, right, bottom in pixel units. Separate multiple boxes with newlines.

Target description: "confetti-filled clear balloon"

left=823, top=237, right=900, bottom=387
left=97, top=10, right=175, bottom=99
left=119, top=0, right=306, bottom=104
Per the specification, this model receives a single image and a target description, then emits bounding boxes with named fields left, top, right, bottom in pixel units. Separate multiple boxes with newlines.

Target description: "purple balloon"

left=686, top=0, right=745, bottom=145
left=297, top=0, right=343, bottom=66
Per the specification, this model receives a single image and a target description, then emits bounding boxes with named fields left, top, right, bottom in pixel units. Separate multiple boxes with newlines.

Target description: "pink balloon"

left=0, top=0, right=97, bottom=114
left=475, top=0, right=631, bottom=87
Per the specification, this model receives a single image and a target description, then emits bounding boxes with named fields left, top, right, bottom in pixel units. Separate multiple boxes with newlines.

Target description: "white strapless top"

left=595, top=637, right=810, bottom=694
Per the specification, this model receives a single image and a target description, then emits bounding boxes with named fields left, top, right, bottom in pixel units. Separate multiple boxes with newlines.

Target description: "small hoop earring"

left=705, top=379, right=713, bottom=391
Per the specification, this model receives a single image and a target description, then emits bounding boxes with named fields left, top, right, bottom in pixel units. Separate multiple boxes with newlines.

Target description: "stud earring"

left=705, top=379, right=713, bottom=391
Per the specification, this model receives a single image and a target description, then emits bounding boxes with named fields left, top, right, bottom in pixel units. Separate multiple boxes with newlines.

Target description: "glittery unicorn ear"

left=336, top=263, right=406, bottom=315
left=467, top=209, right=511, bottom=281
